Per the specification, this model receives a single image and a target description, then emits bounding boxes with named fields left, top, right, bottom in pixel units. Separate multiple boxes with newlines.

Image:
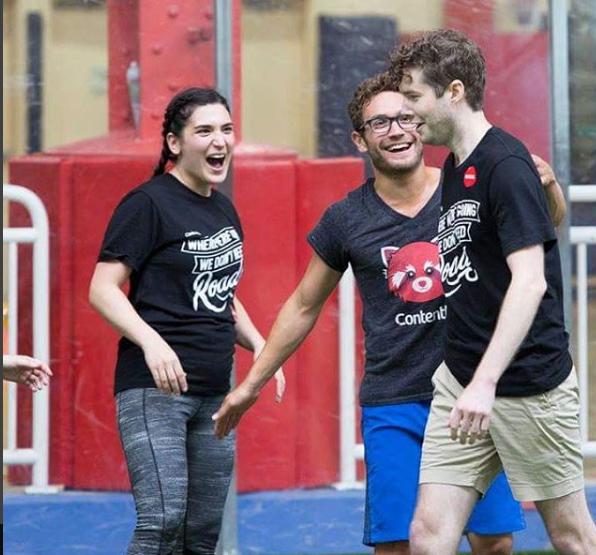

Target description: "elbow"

left=513, top=273, right=547, bottom=300
left=88, top=284, right=99, bottom=310
left=529, top=276, right=547, bottom=299
left=88, top=278, right=104, bottom=311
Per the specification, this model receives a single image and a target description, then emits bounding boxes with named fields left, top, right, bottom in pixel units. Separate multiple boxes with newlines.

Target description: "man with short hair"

left=391, top=29, right=596, bottom=555
left=212, top=71, right=565, bottom=554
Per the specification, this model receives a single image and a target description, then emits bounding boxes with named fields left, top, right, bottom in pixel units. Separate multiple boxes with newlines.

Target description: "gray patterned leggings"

left=116, top=388, right=235, bottom=555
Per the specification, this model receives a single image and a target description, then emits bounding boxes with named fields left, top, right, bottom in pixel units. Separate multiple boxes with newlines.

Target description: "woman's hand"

left=142, top=337, right=188, bottom=395
left=273, top=369, right=286, bottom=403
left=253, top=341, right=285, bottom=403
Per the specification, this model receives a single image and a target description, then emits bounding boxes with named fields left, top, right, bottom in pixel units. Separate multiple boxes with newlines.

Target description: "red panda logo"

left=381, top=242, right=443, bottom=303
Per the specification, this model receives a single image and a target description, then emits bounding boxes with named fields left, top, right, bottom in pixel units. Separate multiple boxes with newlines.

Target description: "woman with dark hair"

left=89, top=87, right=284, bottom=554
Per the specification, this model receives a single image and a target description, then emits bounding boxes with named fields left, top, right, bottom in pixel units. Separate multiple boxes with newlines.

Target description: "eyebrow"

left=369, top=113, right=400, bottom=119
left=193, top=122, right=233, bottom=130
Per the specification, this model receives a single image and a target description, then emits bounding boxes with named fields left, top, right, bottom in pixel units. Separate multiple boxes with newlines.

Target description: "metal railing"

left=338, top=185, right=596, bottom=486
left=569, top=185, right=596, bottom=457
left=3, top=184, right=58, bottom=493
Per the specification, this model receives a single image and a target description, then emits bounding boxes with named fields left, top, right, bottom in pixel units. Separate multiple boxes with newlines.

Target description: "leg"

left=374, top=541, right=409, bottom=555
left=361, top=402, right=431, bottom=552
left=117, top=388, right=194, bottom=555
left=467, top=533, right=512, bottom=555
left=489, top=369, right=593, bottom=553
left=535, top=490, right=596, bottom=555
left=412, top=364, right=501, bottom=555
left=410, top=483, right=478, bottom=555
left=184, top=395, right=235, bottom=555
left=466, top=471, right=524, bottom=555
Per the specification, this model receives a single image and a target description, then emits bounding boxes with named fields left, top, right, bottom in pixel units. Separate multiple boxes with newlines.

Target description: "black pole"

left=26, top=12, right=43, bottom=154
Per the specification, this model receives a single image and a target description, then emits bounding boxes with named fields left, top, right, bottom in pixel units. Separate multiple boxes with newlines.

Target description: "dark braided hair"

left=152, top=88, right=231, bottom=177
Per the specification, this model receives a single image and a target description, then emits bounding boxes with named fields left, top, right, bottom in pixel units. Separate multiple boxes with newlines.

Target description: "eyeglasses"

left=360, top=113, right=422, bottom=135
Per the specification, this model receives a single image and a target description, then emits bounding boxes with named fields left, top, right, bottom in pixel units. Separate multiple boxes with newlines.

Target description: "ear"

left=351, top=130, right=369, bottom=154
left=381, top=246, right=399, bottom=267
left=447, top=80, right=465, bottom=104
left=166, top=132, right=181, bottom=156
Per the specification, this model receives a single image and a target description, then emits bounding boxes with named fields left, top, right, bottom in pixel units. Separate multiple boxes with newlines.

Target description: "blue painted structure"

left=4, top=486, right=596, bottom=554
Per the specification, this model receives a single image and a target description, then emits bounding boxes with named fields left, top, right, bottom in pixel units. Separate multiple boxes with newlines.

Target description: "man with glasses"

left=212, top=72, right=565, bottom=555
left=392, top=29, right=596, bottom=555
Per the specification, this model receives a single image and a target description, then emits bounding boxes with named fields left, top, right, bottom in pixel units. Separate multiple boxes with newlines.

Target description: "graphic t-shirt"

left=308, top=179, right=445, bottom=406
left=439, top=127, right=572, bottom=396
left=99, top=173, right=244, bottom=395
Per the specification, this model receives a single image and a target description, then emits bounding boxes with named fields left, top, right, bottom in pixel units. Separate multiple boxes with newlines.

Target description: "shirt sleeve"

left=488, top=155, right=556, bottom=257
left=307, top=205, right=349, bottom=273
left=98, top=190, right=160, bottom=272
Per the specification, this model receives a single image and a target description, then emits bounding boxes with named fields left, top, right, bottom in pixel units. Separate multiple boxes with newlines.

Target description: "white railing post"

left=336, top=267, right=363, bottom=489
left=3, top=184, right=59, bottom=493
left=569, top=185, right=596, bottom=458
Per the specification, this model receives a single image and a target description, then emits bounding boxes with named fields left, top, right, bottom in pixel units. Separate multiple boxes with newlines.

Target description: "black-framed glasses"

left=360, top=113, right=422, bottom=135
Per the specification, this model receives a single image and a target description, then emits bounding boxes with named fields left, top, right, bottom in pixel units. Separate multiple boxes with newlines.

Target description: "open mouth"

left=206, top=154, right=226, bottom=170
left=385, top=142, right=413, bottom=154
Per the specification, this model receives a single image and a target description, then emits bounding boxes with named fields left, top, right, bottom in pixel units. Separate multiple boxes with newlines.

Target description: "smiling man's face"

left=352, top=91, right=424, bottom=176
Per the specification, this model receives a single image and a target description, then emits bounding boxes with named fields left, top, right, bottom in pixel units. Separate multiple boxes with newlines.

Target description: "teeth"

left=387, top=144, right=410, bottom=152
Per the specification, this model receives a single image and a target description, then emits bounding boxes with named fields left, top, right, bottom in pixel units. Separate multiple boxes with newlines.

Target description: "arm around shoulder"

left=531, top=154, right=567, bottom=227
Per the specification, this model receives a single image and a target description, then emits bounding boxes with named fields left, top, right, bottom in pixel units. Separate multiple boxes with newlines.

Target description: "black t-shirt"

left=308, top=179, right=445, bottom=406
left=98, top=173, right=244, bottom=395
left=439, top=127, right=572, bottom=396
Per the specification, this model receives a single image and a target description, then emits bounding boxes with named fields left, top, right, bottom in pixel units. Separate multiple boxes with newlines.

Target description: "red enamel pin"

left=463, top=166, right=477, bottom=188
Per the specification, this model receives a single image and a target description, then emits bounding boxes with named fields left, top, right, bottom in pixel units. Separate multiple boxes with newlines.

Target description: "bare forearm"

left=544, top=181, right=566, bottom=227
left=244, top=292, right=321, bottom=392
left=531, top=154, right=567, bottom=227
left=233, top=298, right=264, bottom=352
left=473, top=276, right=546, bottom=385
left=89, top=284, right=161, bottom=349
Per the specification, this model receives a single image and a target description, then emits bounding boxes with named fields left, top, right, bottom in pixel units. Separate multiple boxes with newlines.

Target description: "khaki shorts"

left=420, top=362, right=585, bottom=502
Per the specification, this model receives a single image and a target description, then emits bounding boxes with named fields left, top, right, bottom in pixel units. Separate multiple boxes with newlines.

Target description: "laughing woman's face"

left=169, top=103, right=235, bottom=188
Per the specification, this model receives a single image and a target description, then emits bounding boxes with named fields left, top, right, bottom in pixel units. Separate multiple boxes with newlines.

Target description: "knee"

left=548, top=530, right=584, bottom=555
left=136, top=509, right=186, bottom=545
left=469, top=534, right=513, bottom=555
left=409, top=516, right=437, bottom=554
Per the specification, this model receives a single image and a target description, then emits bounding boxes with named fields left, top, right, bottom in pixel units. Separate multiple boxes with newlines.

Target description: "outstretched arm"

left=213, top=253, right=343, bottom=438
left=233, top=296, right=286, bottom=402
left=3, top=354, right=52, bottom=391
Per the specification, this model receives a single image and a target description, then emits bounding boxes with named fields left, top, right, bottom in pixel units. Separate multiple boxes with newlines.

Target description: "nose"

left=412, top=276, right=432, bottom=293
left=212, top=131, right=226, bottom=147
left=387, top=119, right=405, bottom=137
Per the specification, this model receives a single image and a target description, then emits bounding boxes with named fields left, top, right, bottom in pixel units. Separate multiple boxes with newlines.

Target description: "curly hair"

left=347, top=72, right=401, bottom=131
left=388, top=29, right=486, bottom=111
left=152, top=88, right=231, bottom=177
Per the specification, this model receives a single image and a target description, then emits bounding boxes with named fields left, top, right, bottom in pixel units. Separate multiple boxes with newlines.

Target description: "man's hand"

left=212, top=381, right=260, bottom=439
left=448, top=377, right=496, bottom=444
left=3, top=355, right=53, bottom=392
left=531, top=154, right=556, bottom=189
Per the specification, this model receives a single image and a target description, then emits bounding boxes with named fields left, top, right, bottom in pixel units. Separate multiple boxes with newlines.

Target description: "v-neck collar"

left=365, top=176, right=441, bottom=224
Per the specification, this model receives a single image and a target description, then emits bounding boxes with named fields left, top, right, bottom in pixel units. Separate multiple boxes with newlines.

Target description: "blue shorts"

left=361, top=401, right=525, bottom=546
